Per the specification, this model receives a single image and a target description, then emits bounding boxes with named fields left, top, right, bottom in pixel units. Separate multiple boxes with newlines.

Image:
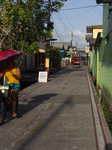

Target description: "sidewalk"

left=20, top=66, right=66, bottom=83
left=17, top=64, right=112, bottom=150
left=1, top=64, right=112, bottom=150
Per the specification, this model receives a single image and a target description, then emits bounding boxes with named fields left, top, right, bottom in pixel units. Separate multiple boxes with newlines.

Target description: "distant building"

left=22, top=37, right=46, bottom=70
left=85, top=24, right=103, bottom=77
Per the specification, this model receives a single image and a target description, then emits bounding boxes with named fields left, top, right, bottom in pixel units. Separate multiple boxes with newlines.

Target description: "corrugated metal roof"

left=53, top=42, right=64, bottom=49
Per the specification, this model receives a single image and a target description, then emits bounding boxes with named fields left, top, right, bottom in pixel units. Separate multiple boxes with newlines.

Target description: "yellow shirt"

left=5, top=66, right=19, bottom=84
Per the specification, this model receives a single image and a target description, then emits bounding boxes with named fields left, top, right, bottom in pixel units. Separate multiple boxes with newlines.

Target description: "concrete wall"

left=61, top=58, right=70, bottom=66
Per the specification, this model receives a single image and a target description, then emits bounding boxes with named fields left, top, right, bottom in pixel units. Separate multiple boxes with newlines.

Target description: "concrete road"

left=0, top=64, right=112, bottom=150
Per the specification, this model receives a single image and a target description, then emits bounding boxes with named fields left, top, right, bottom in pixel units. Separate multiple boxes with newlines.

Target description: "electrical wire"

left=53, top=17, right=87, bottom=48
left=61, top=10, right=86, bottom=42
left=61, top=4, right=102, bottom=10
left=61, top=6, right=99, bottom=20
left=51, top=4, right=103, bottom=48
left=51, top=15, right=64, bottom=42
left=55, top=13, right=86, bottom=45
left=58, top=11, right=69, bottom=35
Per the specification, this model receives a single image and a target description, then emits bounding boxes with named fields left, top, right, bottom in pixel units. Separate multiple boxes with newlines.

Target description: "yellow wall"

left=45, top=58, right=49, bottom=68
left=93, top=29, right=103, bottom=38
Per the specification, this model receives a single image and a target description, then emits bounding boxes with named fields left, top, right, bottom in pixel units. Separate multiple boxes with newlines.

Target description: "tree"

left=0, top=0, right=66, bottom=55
left=0, top=0, right=46, bottom=54
left=0, top=0, right=13, bottom=51
left=49, top=48, right=61, bottom=68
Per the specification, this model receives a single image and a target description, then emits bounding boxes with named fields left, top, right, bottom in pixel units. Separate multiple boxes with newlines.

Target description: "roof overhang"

left=86, top=25, right=102, bottom=33
left=38, top=49, right=46, bottom=53
left=96, top=0, right=112, bottom=4
left=94, top=32, right=103, bottom=50
left=45, top=38, right=57, bottom=41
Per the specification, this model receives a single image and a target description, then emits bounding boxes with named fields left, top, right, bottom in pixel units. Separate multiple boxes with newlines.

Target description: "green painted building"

left=85, top=25, right=103, bottom=78
left=95, top=4, right=112, bottom=109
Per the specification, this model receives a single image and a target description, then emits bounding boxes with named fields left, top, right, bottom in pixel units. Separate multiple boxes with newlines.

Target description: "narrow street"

left=0, top=64, right=112, bottom=150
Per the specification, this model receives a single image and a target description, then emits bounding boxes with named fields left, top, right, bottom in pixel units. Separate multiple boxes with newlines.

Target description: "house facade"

left=85, top=24, right=103, bottom=78
left=22, top=38, right=46, bottom=70
left=95, top=3, right=112, bottom=108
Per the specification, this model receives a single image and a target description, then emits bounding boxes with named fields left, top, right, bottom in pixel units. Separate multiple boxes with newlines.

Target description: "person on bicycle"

left=0, top=57, right=21, bottom=117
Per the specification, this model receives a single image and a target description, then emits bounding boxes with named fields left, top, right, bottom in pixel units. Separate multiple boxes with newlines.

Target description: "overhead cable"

left=61, top=4, right=103, bottom=10
left=51, top=16, right=64, bottom=42
left=61, top=10, right=86, bottom=42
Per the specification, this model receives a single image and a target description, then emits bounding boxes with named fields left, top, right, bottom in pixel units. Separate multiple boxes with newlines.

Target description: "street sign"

left=38, top=71, right=48, bottom=83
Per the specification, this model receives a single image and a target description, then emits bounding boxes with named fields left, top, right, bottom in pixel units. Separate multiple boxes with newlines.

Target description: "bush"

left=93, top=83, right=112, bottom=135
left=49, top=48, right=61, bottom=68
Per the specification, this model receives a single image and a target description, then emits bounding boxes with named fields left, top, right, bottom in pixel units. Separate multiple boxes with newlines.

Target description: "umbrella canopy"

left=0, top=50, right=22, bottom=65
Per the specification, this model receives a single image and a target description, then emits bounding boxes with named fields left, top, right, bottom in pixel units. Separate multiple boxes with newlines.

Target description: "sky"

left=51, top=0, right=103, bottom=49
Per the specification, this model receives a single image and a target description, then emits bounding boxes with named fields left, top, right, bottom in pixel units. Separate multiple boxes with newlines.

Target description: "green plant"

left=101, top=97, right=112, bottom=135
left=92, top=80, right=112, bottom=135
left=95, top=85, right=99, bottom=96
left=49, top=48, right=61, bottom=68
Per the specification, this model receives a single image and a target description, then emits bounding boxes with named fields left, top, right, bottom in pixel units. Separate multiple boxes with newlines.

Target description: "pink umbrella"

left=0, top=50, right=22, bottom=65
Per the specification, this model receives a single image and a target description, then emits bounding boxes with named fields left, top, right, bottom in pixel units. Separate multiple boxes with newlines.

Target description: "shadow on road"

left=15, top=96, right=74, bottom=150
left=4, top=93, right=58, bottom=123
left=17, top=93, right=58, bottom=118
left=104, top=143, right=112, bottom=150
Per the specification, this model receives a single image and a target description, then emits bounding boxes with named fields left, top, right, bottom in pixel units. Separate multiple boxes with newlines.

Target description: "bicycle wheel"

left=0, top=102, right=6, bottom=125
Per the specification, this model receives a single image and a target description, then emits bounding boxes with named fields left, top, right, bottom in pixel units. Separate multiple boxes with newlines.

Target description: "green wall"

left=90, top=52, right=92, bottom=69
left=89, top=4, right=112, bottom=108
left=92, top=49, right=96, bottom=77
left=90, top=49, right=96, bottom=77
left=97, top=11, right=112, bottom=108
left=98, top=62, right=112, bottom=108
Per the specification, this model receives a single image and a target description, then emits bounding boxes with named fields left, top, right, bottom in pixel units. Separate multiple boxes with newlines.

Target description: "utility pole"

left=45, top=0, right=51, bottom=77
left=70, top=33, right=73, bottom=65
left=76, top=43, right=77, bottom=55
left=71, top=33, right=73, bottom=47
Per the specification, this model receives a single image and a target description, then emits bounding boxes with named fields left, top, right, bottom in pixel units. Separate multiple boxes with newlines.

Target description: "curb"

left=87, top=69, right=112, bottom=149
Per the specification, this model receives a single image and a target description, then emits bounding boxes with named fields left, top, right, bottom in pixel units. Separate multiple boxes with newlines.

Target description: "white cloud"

left=73, top=30, right=85, bottom=38
left=53, top=29, right=89, bottom=49
left=73, top=30, right=89, bottom=49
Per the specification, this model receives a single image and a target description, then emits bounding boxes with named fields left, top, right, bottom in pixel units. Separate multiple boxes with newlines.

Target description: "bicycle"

left=0, top=85, right=18, bottom=125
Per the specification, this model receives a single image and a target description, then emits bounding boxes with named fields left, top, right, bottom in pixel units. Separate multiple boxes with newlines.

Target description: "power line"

left=51, top=15, right=64, bottom=42
left=56, top=13, right=72, bottom=32
left=61, top=4, right=102, bottom=10
left=55, top=12, right=86, bottom=45
left=58, top=12, right=69, bottom=35
left=61, top=6, right=99, bottom=20
left=61, top=10, right=86, bottom=42
left=53, top=13, right=88, bottom=48
left=51, top=7, right=95, bottom=48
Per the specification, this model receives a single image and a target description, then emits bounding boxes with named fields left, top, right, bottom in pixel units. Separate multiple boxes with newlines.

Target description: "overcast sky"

left=51, top=0, right=103, bottom=49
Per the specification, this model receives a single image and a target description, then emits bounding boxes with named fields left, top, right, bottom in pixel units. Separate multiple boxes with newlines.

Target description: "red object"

left=0, top=50, right=22, bottom=65
left=73, top=55, right=80, bottom=66
left=45, top=67, right=49, bottom=78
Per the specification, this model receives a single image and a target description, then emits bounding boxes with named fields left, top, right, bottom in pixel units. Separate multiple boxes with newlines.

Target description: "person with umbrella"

left=0, top=57, right=21, bottom=117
